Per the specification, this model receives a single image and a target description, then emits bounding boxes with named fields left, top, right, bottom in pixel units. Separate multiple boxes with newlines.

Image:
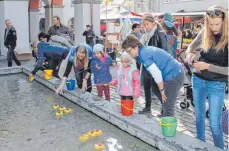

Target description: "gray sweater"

left=186, top=30, right=228, bottom=76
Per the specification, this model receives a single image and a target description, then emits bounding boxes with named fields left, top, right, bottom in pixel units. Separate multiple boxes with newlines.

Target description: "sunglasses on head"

left=206, top=10, right=224, bottom=17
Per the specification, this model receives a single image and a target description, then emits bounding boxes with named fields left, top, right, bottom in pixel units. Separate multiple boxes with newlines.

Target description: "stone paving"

left=0, top=57, right=228, bottom=149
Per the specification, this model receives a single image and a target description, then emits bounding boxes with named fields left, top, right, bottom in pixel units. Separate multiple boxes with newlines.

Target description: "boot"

left=138, top=107, right=151, bottom=114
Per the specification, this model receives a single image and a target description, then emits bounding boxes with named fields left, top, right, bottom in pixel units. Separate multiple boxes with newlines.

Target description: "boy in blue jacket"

left=122, top=35, right=184, bottom=117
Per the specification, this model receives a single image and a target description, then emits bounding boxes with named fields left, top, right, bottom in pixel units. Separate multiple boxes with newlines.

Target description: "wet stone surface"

left=0, top=73, right=158, bottom=151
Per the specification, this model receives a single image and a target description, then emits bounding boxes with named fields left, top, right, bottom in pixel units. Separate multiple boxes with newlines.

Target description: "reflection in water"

left=107, top=137, right=123, bottom=151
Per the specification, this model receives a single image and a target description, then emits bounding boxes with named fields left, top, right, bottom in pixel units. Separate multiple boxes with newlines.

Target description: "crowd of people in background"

left=3, top=4, right=228, bottom=150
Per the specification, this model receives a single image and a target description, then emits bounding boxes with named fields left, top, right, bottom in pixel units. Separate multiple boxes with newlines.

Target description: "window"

left=163, top=0, right=175, bottom=3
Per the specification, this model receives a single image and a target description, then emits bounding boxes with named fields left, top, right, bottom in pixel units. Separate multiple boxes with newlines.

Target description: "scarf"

left=140, top=25, right=157, bottom=46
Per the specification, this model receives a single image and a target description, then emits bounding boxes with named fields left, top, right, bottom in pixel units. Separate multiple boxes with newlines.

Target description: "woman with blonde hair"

left=56, top=43, right=94, bottom=93
left=186, top=5, right=228, bottom=149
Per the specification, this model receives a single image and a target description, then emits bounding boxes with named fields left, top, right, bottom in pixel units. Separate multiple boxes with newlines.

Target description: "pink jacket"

left=110, top=66, right=141, bottom=98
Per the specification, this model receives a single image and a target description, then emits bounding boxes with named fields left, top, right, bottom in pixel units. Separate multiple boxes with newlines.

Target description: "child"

left=110, top=53, right=141, bottom=102
left=90, top=44, right=116, bottom=101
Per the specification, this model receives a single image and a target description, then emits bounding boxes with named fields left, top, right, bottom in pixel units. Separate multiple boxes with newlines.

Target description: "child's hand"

left=96, top=63, right=101, bottom=70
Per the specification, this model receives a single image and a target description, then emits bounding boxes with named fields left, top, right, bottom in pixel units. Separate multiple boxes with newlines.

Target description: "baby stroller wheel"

left=180, top=102, right=190, bottom=109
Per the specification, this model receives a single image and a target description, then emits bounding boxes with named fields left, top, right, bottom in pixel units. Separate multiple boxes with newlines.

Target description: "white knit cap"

left=93, top=44, right=104, bottom=52
left=121, top=52, right=133, bottom=64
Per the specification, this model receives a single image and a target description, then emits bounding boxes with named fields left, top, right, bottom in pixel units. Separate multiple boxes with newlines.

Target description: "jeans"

left=192, top=75, right=225, bottom=149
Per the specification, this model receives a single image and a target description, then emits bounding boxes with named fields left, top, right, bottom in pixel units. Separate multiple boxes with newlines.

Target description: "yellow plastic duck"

left=53, top=105, right=60, bottom=110
left=56, top=111, right=63, bottom=118
left=28, top=75, right=34, bottom=82
left=64, top=108, right=72, bottom=114
left=94, top=144, right=105, bottom=150
left=95, top=129, right=102, bottom=136
left=59, top=107, right=66, bottom=111
left=79, top=134, right=89, bottom=142
left=88, top=131, right=97, bottom=137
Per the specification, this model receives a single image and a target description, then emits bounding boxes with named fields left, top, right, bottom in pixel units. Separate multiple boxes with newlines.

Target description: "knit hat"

left=164, top=13, right=173, bottom=23
left=121, top=52, right=132, bottom=64
left=93, top=44, right=104, bottom=53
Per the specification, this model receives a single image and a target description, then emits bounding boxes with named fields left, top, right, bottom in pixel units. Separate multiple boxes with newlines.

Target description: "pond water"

left=0, top=74, right=158, bottom=151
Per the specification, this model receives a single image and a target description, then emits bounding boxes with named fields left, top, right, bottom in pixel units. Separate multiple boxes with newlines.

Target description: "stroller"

left=177, top=50, right=227, bottom=118
left=177, top=50, right=195, bottom=109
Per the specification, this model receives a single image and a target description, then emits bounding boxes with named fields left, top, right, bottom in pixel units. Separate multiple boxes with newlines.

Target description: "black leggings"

left=142, top=67, right=162, bottom=108
left=75, top=68, right=92, bottom=93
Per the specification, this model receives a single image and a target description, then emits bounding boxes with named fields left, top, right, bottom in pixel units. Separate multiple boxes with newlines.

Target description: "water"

left=0, top=74, right=158, bottom=151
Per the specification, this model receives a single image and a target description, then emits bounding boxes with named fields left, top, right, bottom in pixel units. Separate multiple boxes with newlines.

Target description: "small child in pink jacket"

left=110, top=53, right=141, bottom=101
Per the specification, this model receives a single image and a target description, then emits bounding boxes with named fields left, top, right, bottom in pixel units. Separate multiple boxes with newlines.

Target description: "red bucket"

left=121, top=100, right=134, bottom=116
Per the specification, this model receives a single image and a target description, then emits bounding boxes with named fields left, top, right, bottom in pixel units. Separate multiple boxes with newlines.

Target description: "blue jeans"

left=192, top=75, right=225, bottom=149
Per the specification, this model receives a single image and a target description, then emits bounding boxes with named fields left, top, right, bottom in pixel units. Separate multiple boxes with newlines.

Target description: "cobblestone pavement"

left=0, top=57, right=228, bottom=148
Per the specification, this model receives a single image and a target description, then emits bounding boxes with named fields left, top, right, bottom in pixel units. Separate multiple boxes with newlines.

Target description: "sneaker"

left=138, top=107, right=151, bottom=114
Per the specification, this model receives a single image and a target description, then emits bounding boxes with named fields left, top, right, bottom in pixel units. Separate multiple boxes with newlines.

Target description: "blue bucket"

left=66, top=79, right=75, bottom=90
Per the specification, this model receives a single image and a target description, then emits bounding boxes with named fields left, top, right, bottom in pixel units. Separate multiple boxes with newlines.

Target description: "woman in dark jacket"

left=139, top=15, right=170, bottom=114
left=185, top=5, right=228, bottom=149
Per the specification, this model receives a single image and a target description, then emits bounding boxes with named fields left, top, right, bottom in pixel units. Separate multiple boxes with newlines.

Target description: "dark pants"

left=142, top=67, right=162, bottom=108
left=7, top=46, right=21, bottom=67
left=142, top=67, right=185, bottom=117
left=96, top=85, right=110, bottom=101
left=86, top=41, right=94, bottom=48
left=75, top=68, right=92, bottom=92
left=162, top=70, right=184, bottom=116
left=46, top=52, right=68, bottom=78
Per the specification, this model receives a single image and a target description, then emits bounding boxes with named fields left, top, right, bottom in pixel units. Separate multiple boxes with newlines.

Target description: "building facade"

left=159, top=0, right=228, bottom=13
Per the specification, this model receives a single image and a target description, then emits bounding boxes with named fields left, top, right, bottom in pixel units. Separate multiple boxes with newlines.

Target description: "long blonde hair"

left=74, top=45, right=89, bottom=69
left=203, top=5, right=228, bottom=52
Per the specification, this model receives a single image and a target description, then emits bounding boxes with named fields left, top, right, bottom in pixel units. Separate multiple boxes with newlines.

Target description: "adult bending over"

left=56, top=44, right=93, bottom=93
left=122, top=35, right=184, bottom=117
left=29, top=41, right=69, bottom=79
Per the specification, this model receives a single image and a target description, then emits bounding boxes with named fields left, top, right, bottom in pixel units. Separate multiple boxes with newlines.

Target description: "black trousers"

left=142, top=67, right=162, bottom=108
left=46, top=52, right=68, bottom=78
left=7, top=46, right=21, bottom=67
left=75, top=68, right=92, bottom=93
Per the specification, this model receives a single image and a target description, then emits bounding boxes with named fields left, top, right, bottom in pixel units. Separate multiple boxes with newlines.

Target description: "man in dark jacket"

left=4, top=19, right=21, bottom=67
left=48, top=16, right=73, bottom=41
left=82, top=25, right=95, bottom=47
